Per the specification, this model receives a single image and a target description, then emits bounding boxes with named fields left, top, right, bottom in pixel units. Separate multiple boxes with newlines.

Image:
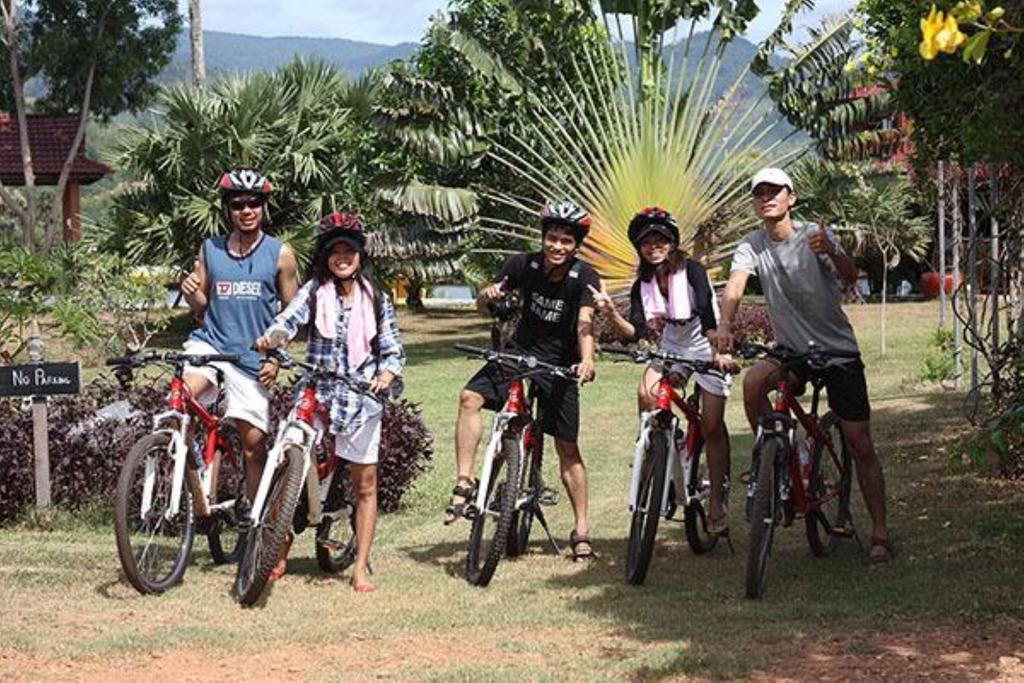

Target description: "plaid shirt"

left=266, top=278, right=405, bottom=436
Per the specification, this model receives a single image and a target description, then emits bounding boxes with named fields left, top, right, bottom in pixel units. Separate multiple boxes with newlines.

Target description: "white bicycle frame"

left=470, top=409, right=520, bottom=518
left=627, top=409, right=704, bottom=520
left=247, top=408, right=345, bottom=530
left=138, top=410, right=222, bottom=524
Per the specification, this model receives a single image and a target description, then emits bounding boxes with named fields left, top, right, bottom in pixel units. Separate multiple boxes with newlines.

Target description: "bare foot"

left=350, top=575, right=376, bottom=593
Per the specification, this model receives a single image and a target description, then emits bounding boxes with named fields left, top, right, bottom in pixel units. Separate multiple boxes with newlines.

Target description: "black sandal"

left=443, top=477, right=477, bottom=526
left=569, top=530, right=595, bottom=561
left=867, top=536, right=896, bottom=564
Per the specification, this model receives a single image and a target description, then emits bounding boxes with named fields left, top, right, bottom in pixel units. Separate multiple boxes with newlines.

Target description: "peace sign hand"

left=588, top=282, right=616, bottom=316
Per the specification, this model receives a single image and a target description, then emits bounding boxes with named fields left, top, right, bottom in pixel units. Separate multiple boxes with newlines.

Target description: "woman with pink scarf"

left=256, top=212, right=405, bottom=592
left=591, top=207, right=736, bottom=536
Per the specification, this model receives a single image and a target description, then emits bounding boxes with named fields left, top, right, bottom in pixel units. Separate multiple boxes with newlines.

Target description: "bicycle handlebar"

left=263, top=348, right=384, bottom=403
left=739, top=342, right=859, bottom=371
left=602, top=345, right=731, bottom=379
left=105, top=351, right=240, bottom=368
left=453, top=343, right=576, bottom=380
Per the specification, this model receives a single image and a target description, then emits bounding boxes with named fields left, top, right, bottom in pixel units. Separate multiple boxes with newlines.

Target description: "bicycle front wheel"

left=806, top=412, right=854, bottom=557
left=466, top=433, right=521, bottom=587
left=626, top=430, right=669, bottom=586
left=506, top=431, right=541, bottom=558
left=745, top=436, right=784, bottom=599
left=234, top=446, right=305, bottom=606
left=114, top=433, right=195, bottom=595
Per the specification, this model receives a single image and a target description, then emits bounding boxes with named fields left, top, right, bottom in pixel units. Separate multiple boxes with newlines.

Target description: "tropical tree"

left=754, top=2, right=899, bottom=162
left=96, top=59, right=379, bottom=270
left=0, top=0, right=180, bottom=252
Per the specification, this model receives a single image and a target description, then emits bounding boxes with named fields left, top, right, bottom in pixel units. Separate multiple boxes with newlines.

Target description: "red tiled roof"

left=0, top=115, right=112, bottom=185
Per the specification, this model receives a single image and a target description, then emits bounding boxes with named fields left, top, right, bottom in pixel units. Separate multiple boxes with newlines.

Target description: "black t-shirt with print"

left=494, top=252, right=600, bottom=364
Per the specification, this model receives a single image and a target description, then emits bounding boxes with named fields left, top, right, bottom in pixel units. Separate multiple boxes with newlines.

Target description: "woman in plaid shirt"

left=257, top=212, right=405, bottom=592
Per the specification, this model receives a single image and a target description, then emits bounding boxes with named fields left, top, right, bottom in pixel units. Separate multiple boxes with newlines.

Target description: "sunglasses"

left=228, top=198, right=265, bottom=212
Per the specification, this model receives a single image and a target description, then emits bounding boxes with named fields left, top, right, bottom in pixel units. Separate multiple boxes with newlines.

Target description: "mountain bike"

left=233, top=345, right=373, bottom=606
left=605, top=346, right=732, bottom=585
left=453, top=344, right=574, bottom=587
left=741, top=342, right=858, bottom=599
left=109, top=350, right=246, bottom=595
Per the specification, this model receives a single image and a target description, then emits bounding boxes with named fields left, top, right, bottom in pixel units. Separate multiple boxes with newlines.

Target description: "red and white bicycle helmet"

left=540, top=200, right=591, bottom=244
left=315, top=211, right=367, bottom=256
left=217, top=166, right=272, bottom=197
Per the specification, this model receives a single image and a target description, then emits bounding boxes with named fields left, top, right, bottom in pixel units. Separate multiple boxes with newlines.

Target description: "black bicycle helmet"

left=627, top=206, right=680, bottom=251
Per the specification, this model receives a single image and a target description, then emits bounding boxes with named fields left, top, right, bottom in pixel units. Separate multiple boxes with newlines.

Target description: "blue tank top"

left=189, top=233, right=282, bottom=377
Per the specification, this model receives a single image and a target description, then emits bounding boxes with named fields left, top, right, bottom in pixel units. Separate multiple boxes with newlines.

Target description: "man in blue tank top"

left=179, top=167, right=299, bottom=503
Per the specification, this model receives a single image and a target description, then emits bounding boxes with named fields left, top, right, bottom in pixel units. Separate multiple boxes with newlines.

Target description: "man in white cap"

left=712, top=167, right=893, bottom=563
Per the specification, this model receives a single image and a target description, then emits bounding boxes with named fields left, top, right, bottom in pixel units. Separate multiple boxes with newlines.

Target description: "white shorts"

left=653, top=332, right=732, bottom=398
left=332, top=413, right=382, bottom=466
left=182, top=340, right=270, bottom=433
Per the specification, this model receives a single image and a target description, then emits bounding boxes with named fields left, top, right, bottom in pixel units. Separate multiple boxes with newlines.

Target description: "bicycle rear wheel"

left=806, top=412, right=854, bottom=557
left=745, top=436, right=784, bottom=599
left=626, top=430, right=669, bottom=586
left=114, top=433, right=195, bottom=595
left=466, top=433, right=521, bottom=587
left=234, top=446, right=305, bottom=606
left=506, top=430, right=541, bottom=558
left=317, top=470, right=357, bottom=574
left=206, top=423, right=245, bottom=565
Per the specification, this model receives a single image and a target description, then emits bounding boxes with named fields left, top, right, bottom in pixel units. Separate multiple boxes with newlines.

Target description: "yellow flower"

left=920, top=5, right=946, bottom=60
left=936, top=14, right=967, bottom=54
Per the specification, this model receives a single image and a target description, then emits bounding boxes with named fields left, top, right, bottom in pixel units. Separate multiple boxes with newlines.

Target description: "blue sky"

left=179, top=1, right=856, bottom=46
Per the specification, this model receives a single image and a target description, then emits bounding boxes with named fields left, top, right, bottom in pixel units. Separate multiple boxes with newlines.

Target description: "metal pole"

left=938, top=161, right=947, bottom=327
left=968, top=164, right=979, bottom=392
left=951, top=165, right=962, bottom=390
left=989, top=163, right=1000, bottom=356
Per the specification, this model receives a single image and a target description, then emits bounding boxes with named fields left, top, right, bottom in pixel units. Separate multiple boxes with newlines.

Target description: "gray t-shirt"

left=731, top=222, right=859, bottom=355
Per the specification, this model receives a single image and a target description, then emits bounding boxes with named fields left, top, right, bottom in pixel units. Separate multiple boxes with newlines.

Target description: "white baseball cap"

left=750, top=167, right=794, bottom=192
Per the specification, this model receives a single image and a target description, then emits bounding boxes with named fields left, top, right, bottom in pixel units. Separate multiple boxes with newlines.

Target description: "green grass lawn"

left=2, top=301, right=1022, bottom=681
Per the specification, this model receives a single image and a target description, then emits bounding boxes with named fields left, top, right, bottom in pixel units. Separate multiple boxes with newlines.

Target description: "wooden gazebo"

left=0, top=114, right=112, bottom=242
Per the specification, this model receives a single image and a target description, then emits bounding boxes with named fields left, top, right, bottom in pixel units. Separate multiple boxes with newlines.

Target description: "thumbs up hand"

left=808, top=218, right=835, bottom=256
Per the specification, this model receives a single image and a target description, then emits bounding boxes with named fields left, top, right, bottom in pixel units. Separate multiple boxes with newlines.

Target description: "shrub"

left=1, top=376, right=433, bottom=524
left=730, top=305, right=775, bottom=346
left=919, top=327, right=956, bottom=383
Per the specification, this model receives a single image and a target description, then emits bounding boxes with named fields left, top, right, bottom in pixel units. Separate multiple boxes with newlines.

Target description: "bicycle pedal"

left=538, top=487, right=559, bottom=506
left=319, top=538, right=346, bottom=552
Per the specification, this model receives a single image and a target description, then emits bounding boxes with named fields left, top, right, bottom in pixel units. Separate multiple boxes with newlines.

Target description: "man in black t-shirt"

left=445, top=201, right=600, bottom=560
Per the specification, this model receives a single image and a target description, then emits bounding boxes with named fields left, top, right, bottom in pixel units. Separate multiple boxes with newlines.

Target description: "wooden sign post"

left=0, top=327, right=81, bottom=507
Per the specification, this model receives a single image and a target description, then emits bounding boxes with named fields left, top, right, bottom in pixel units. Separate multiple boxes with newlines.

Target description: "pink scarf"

left=314, top=278, right=378, bottom=371
left=640, top=268, right=691, bottom=321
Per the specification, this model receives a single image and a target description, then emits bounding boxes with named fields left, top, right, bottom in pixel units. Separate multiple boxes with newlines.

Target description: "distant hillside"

left=162, top=29, right=418, bottom=81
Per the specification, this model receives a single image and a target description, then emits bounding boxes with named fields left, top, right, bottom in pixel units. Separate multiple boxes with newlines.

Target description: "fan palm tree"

left=477, top=11, right=800, bottom=291
left=96, top=58, right=367, bottom=270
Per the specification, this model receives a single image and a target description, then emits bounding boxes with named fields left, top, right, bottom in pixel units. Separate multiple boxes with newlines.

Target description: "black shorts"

left=792, top=358, right=871, bottom=422
left=463, top=362, right=580, bottom=443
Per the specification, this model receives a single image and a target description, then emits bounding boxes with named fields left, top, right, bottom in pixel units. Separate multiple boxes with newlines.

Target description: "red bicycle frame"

left=290, top=383, right=338, bottom=482
left=654, top=375, right=703, bottom=457
left=169, top=376, right=235, bottom=472
left=772, top=378, right=844, bottom=515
